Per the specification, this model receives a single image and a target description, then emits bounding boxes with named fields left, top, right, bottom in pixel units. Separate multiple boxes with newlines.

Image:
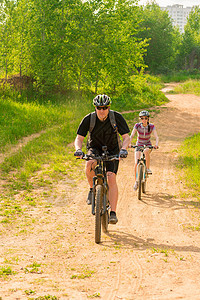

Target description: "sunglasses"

left=96, top=106, right=109, bottom=110
left=140, top=117, right=148, bottom=120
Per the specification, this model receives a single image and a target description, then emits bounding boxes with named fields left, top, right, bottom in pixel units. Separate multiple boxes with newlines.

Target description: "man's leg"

left=107, top=172, right=118, bottom=212
left=107, top=172, right=118, bottom=224
left=85, top=160, right=96, bottom=204
left=85, top=160, right=96, bottom=188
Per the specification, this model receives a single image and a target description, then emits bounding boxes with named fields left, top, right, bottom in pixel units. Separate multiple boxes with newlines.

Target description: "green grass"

left=173, top=80, right=200, bottom=96
left=31, top=296, right=58, bottom=300
left=0, top=78, right=167, bottom=198
left=70, top=266, right=95, bottom=279
left=159, top=70, right=200, bottom=83
left=111, top=75, right=167, bottom=111
left=24, top=262, right=42, bottom=274
left=0, top=266, right=14, bottom=276
left=0, top=90, right=88, bottom=152
left=177, top=133, right=200, bottom=197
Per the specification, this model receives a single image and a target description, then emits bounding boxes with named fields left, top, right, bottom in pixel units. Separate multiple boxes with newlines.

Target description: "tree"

left=177, top=6, right=200, bottom=70
left=0, top=0, right=16, bottom=79
left=0, top=0, right=149, bottom=93
left=138, top=2, right=179, bottom=73
left=83, top=0, right=148, bottom=93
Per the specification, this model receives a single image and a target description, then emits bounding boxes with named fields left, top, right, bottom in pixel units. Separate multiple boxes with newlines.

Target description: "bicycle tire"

left=95, top=185, right=103, bottom=244
left=138, top=164, right=143, bottom=200
left=142, top=170, right=146, bottom=193
left=142, top=180, right=146, bottom=193
left=102, top=191, right=109, bottom=233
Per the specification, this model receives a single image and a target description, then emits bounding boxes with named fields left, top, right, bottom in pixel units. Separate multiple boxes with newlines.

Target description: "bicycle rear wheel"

left=138, top=164, right=143, bottom=200
left=95, top=185, right=103, bottom=244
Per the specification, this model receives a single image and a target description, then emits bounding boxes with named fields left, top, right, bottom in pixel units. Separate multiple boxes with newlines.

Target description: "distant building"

left=161, top=4, right=193, bottom=33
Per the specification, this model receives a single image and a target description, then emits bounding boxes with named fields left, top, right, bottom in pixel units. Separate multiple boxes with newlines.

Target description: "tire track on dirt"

left=108, top=89, right=200, bottom=299
left=104, top=157, right=144, bottom=299
left=0, top=131, right=45, bottom=164
left=121, top=182, right=143, bottom=296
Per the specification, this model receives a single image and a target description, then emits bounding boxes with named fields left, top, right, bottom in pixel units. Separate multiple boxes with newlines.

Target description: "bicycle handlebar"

left=77, top=154, right=119, bottom=161
left=131, top=145, right=158, bottom=150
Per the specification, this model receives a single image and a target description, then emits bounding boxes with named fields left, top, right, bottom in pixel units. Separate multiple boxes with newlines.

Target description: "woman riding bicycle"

left=130, top=110, right=159, bottom=191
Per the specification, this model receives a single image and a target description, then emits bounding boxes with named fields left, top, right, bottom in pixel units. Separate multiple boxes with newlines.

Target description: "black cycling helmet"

left=139, top=110, right=150, bottom=117
left=93, top=94, right=111, bottom=107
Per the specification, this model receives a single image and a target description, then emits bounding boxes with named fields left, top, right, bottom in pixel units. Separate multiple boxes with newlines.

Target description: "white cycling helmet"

left=139, top=110, right=150, bottom=117
left=93, top=94, right=111, bottom=107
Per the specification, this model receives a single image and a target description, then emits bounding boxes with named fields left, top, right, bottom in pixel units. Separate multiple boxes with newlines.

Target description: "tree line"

left=0, top=0, right=200, bottom=93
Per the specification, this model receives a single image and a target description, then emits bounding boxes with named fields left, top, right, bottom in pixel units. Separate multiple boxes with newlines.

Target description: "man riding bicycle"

left=74, top=94, right=130, bottom=224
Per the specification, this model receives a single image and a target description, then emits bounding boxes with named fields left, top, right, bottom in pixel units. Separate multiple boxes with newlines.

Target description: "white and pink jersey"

left=134, top=123, right=155, bottom=146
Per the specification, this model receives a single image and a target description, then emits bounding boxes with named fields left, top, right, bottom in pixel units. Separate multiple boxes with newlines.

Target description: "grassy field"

left=0, top=75, right=199, bottom=225
left=0, top=77, right=167, bottom=223
left=177, top=133, right=200, bottom=200
left=0, top=77, right=199, bottom=299
left=173, top=79, right=200, bottom=96
left=160, top=70, right=200, bottom=83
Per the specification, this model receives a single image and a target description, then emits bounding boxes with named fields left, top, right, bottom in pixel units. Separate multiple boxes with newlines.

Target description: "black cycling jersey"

left=77, top=110, right=130, bottom=154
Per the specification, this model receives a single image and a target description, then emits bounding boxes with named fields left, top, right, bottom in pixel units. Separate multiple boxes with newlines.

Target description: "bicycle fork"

left=92, top=176, right=109, bottom=216
left=136, top=162, right=146, bottom=183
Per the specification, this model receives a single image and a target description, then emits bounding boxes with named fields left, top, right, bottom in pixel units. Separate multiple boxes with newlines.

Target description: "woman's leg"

left=144, top=148, right=151, bottom=169
left=135, top=150, right=140, bottom=181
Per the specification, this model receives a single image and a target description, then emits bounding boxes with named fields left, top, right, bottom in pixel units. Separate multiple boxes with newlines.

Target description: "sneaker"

left=147, top=169, right=152, bottom=175
left=86, top=189, right=93, bottom=205
left=133, top=181, right=138, bottom=191
left=109, top=211, right=118, bottom=224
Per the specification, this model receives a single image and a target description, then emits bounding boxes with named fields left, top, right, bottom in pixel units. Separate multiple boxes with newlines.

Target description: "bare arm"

left=153, top=129, right=159, bottom=148
left=74, top=134, right=85, bottom=151
left=129, top=127, right=137, bottom=147
left=121, top=133, right=130, bottom=150
left=130, top=128, right=137, bottom=142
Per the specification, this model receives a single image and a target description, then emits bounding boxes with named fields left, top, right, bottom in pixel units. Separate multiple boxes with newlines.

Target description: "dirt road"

left=1, top=88, right=200, bottom=299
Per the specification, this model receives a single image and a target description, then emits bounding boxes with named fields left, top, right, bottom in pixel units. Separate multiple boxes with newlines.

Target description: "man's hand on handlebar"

left=119, top=148, right=128, bottom=158
left=74, top=149, right=84, bottom=158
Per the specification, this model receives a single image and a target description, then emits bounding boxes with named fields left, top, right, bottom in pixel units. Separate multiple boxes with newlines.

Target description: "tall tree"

left=138, top=2, right=178, bottom=73
left=177, top=6, right=200, bottom=70
left=0, top=0, right=16, bottom=79
left=0, top=0, right=149, bottom=93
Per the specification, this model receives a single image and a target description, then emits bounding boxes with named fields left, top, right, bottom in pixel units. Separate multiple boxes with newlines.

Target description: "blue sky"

left=137, top=0, right=200, bottom=7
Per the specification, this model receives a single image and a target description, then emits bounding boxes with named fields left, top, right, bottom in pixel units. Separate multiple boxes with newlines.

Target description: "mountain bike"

left=80, top=146, right=119, bottom=244
left=132, top=145, right=155, bottom=200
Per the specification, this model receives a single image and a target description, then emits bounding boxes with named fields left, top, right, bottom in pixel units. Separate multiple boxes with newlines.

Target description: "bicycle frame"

left=136, top=148, right=147, bottom=183
left=132, top=145, right=153, bottom=200
left=80, top=146, right=119, bottom=243
left=91, top=156, right=109, bottom=216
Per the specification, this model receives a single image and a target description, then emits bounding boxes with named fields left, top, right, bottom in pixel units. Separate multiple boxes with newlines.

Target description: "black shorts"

left=87, top=148, right=119, bottom=174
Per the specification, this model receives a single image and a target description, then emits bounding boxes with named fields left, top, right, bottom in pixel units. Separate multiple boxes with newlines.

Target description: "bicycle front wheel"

left=138, top=164, right=143, bottom=200
left=95, top=185, right=103, bottom=244
left=142, top=173, right=146, bottom=193
left=102, top=191, right=109, bottom=233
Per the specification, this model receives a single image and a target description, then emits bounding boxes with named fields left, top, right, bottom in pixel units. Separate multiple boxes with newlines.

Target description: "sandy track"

left=0, top=89, right=200, bottom=299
